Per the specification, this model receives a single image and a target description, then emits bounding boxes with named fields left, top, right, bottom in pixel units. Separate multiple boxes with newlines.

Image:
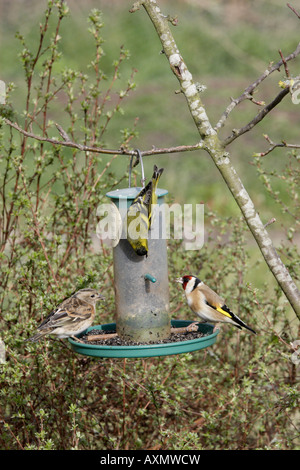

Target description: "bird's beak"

left=176, top=277, right=183, bottom=284
left=98, top=294, right=105, bottom=300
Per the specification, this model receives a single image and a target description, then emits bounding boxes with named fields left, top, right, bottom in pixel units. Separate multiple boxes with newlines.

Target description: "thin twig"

left=264, top=218, right=276, bottom=228
left=223, top=88, right=290, bottom=146
left=86, top=332, right=118, bottom=341
left=215, top=42, right=300, bottom=130
left=287, top=3, right=300, bottom=20
left=55, top=123, right=70, bottom=141
left=278, top=49, right=290, bottom=78
left=256, top=134, right=300, bottom=157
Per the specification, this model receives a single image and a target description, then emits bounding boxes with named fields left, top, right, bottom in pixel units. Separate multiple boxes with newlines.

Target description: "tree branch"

left=287, top=3, right=300, bottom=20
left=4, top=118, right=204, bottom=157
left=215, top=42, right=300, bottom=131
left=255, top=134, right=300, bottom=157
left=139, top=0, right=300, bottom=319
left=223, top=88, right=290, bottom=146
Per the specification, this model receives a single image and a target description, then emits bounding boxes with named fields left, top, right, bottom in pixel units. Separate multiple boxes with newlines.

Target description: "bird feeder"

left=69, top=151, right=219, bottom=358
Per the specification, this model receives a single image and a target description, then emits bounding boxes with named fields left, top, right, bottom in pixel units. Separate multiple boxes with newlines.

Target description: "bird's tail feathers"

left=26, top=330, right=48, bottom=342
left=218, top=303, right=256, bottom=335
left=152, top=165, right=164, bottom=190
left=26, top=334, right=42, bottom=343
left=232, top=313, right=256, bottom=334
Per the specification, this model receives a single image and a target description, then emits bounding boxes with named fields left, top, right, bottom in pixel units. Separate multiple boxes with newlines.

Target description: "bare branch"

left=264, top=218, right=276, bottom=229
left=255, top=134, right=300, bottom=157
left=55, top=123, right=71, bottom=142
left=215, top=42, right=300, bottom=131
left=278, top=49, right=290, bottom=78
left=4, top=118, right=204, bottom=158
left=287, top=3, right=300, bottom=20
left=223, top=88, right=290, bottom=146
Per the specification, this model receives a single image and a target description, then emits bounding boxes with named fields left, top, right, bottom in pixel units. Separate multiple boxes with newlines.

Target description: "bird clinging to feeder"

left=177, top=275, right=256, bottom=334
left=126, top=155, right=164, bottom=257
left=106, top=151, right=170, bottom=343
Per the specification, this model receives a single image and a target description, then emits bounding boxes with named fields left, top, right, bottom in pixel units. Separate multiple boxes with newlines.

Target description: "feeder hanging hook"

left=129, top=149, right=145, bottom=189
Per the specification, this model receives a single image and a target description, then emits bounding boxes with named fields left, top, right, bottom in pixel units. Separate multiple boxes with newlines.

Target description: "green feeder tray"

left=68, top=320, right=219, bottom=359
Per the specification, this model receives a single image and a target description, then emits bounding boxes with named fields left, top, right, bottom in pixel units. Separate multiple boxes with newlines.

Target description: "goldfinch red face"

left=176, top=275, right=201, bottom=293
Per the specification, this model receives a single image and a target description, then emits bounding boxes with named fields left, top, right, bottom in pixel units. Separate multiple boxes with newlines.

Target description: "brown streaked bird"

left=176, top=275, right=256, bottom=334
left=27, top=288, right=105, bottom=343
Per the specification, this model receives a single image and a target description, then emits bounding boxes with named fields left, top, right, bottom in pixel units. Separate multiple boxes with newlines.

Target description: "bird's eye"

left=90, top=294, right=95, bottom=298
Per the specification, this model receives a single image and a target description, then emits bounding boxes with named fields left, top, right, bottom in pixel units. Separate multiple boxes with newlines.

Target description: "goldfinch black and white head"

left=176, top=275, right=256, bottom=334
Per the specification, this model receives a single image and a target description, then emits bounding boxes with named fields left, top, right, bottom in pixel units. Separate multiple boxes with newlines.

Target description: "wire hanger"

left=128, top=149, right=145, bottom=188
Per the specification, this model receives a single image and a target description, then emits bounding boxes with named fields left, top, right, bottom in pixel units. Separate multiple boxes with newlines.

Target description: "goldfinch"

left=27, top=288, right=105, bottom=342
left=176, top=275, right=256, bottom=334
left=126, top=164, right=164, bottom=257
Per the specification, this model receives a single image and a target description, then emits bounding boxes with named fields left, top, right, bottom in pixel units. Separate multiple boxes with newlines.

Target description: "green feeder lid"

left=68, top=320, right=219, bottom=359
left=106, top=187, right=168, bottom=201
